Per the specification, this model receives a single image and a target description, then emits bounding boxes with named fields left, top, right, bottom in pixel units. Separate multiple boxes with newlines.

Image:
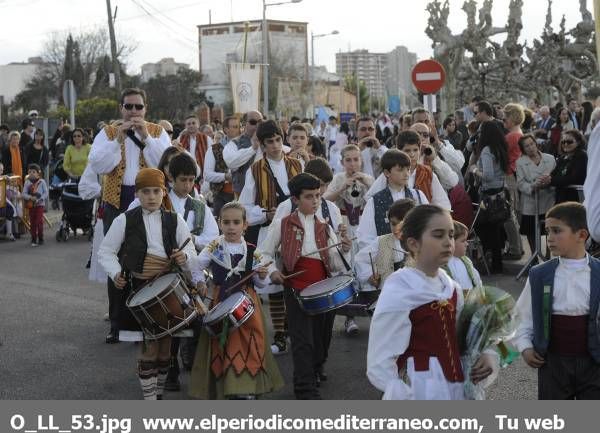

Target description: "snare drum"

left=295, top=275, right=356, bottom=315
left=126, top=273, right=205, bottom=340
left=203, top=291, right=255, bottom=337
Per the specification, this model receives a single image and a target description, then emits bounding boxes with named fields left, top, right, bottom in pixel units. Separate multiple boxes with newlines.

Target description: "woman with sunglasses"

left=539, top=129, right=587, bottom=204
left=63, top=128, right=91, bottom=180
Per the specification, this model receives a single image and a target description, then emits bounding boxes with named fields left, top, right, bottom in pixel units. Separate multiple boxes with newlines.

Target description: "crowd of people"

left=1, top=87, right=599, bottom=402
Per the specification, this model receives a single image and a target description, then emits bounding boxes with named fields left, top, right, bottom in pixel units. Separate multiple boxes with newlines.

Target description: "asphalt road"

left=0, top=225, right=537, bottom=400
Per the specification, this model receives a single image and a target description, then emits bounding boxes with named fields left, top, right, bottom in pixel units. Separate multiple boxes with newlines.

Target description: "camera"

left=365, top=140, right=374, bottom=148
left=423, top=147, right=433, bottom=156
left=350, top=181, right=360, bottom=197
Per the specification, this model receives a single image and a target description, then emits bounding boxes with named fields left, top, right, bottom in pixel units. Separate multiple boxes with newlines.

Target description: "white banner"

left=229, top=63, right=261, bottom=114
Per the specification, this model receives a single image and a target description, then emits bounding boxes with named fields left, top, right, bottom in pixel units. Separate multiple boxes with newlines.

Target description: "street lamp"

left=262, top=0, right=303, bottom=117
left=311, top=30, right=339, bottom=118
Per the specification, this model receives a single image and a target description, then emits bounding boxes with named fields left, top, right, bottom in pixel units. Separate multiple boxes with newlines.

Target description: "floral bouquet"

left=457, top=284, right=518, bottom=399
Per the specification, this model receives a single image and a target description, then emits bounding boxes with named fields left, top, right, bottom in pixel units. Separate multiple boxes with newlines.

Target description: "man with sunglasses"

left=88, top=87, right=171, bottom=344
left=223, top=110, right=264, bottom=197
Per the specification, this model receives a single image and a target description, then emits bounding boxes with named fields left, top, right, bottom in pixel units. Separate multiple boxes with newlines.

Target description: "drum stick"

left=282, top=270, right=306, bottom=280
left=368, top=252, right=376, bottom=276
left=176, top=237, right=192, bottom=252
left=224, top=261, right=274, bottom=296
left=301, top=238, right=357, bottom=258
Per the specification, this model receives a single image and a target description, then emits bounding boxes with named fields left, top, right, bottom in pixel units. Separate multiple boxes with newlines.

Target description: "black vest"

left=119, top=207, right=178, bottom=274
left=373, top=187, right=419, bottom=236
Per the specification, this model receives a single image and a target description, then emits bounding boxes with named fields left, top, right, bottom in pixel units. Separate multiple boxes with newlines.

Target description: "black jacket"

left=550, top=149, right=587, bottom=204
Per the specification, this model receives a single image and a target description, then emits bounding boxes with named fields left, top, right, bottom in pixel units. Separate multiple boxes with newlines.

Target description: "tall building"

left=0, top=57, right=45, bottom=104
left=140, top=58, right=189, bottom=83
left=197, top=19, right=308, bottom=106
left=335, top=50, right=388, bottom=100
left=336, top=46, right=418, bottom=111
left=387, top=46, right=418, bottom=109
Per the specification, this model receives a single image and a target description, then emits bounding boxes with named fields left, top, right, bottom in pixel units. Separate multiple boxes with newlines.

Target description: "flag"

left=229, top=63, right=261, bottom=114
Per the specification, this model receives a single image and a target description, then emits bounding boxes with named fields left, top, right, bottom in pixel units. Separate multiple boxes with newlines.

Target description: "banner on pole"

left=229, top=63, right=261, bottom=114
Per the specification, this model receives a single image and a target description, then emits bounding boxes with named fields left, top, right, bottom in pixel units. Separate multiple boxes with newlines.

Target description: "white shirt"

left=273, top=197, right=342, bottom=231
left=361, top=145, right=388, bottom=178
left=356, top=186, right=429, bottom=250
left=511, top=256, right=591, bottom=353
left=168, top=190, right=219, bottom=250
left=239, top=157, right=291, bottom=226
left=78, top=163, right=101, bottom=200
left=185, top=134, right=213, bottom=163
left=203, top=145, right=230, bottom=184
left=366, top=169, right=451, bottom=210
left=584, top=122, right=600, bottom=241
left=223, top=136, right=258, bottom=170
left=98, top=209, right=197, bottom=281
left=355, top=237, right=405, bottom=291
left=258, top=210, right=350, bottom=276
left=446, top=256, right=482, bottom=292
left=88, top=126, right=170, bottom=185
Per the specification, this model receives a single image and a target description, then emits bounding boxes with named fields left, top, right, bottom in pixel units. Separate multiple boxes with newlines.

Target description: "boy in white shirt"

left=445, top=220, right=482, bottom=294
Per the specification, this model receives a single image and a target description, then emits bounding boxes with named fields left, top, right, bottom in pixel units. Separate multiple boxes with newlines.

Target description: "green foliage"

left=140, top=69, right=204, bottom=121
left=344, top=75, right=370, bottom=114
left=50, top=97, right=119, bottom=128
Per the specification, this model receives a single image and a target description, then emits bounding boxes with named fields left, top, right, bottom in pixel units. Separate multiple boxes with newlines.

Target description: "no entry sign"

left=412, top=60, right=446, bottom=94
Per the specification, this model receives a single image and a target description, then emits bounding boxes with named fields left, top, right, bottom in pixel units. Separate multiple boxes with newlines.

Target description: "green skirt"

left=188, top=306, right=284, bottom=399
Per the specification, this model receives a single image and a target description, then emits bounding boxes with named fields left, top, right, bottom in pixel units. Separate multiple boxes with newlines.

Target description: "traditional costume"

left=178, top=131, right=211, bottom=179
left=223, top=134, right=258, bottom=196
left=259, top=210, right=350, bottom=399
left=367, top=267, right=497, bottom=400
left=356, top=185, right=427, bottom=250
left=355, top=234, right=406, bottom=291
left=204, top=142, right=234, bottom=216
left=445, top=256, right=482, bottom=293
left=189, top=237, right=284, bottom=399
left=240, top=154, right=302, bottom=352
left=98, top=168, right=197, bottom=400
left=88, top=121, right=170, bottom=341
left=512, top=256, right=600, bottom=399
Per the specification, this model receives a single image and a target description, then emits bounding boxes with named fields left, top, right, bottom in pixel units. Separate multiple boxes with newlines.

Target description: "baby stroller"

left=56, top=181, right=94, bottom=242
left=49, top=158, right=68, bottom=210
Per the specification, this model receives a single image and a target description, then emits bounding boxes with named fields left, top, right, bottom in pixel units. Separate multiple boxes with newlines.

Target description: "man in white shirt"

left=223, top=110, right=264, bottom=197
left=88, top=88, right=171, bottom=343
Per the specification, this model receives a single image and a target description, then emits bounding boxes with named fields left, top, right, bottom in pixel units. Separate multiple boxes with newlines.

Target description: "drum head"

left=205, top=291, right=246, bottom=322
left=128, top=274, right=179, bottom=307
left=302, top=275, right=353, bottom=297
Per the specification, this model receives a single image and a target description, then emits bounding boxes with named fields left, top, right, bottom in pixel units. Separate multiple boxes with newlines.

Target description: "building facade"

left=197, top=19, right=308, bottom=106
left=0, top=57, right=44, bottom=104
left=140, top=58, right=189, bottom=83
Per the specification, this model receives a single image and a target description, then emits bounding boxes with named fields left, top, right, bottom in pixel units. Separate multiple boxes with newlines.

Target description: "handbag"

left=478, top=187, right=510, bottom=225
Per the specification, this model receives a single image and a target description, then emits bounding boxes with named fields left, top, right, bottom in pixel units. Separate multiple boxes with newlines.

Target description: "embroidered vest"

left=231, top=135, right=254, bottom=193
left=209, top=142, right=233, bottom=194
left=291, top=198, right=335, bottom=229
left=251, top=156, right=302, bottom=210
left=414, top=164, right=433, bottom=202
left=119, top=207, right=178, bottom=274
left=179, top=132, right=208, bottom=175
left=376, top=233, right=404, bottom=285
left=281, top=211, right=331, bottom=275
left=183, top=196, right=206, bottom=235
left=373, top=186, right=420, bottom=236
left=209, top=242, right=256, bottom=302
left=101, top=122, right=162, bottom=209
left=397, top=289, right=464, bottom=382
left=529, top=258, right=600, bottom=362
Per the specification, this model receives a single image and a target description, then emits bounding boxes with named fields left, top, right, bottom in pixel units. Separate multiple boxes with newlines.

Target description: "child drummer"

left=189, top=202, right=284, bottom=399
left=259, top=173, right=352, bottom=399
left=98, top=168, right=198, bottom=400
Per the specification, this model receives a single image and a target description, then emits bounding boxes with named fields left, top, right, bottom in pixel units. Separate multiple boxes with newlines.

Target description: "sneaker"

left=7, top=234, right=15, bottom=242
left=344, top=318, right=359, bottom=336
left=271, top=338, right=288, bottom=355
left=31, top=242, right=38, bottom=247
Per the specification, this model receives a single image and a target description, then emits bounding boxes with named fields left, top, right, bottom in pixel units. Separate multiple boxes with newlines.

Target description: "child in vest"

left=22, top=163, right=48, bottom=246
left=160, top=152, right=219, bottom=391
left=355, top=199, right=415, bottom=291
left=98, top=168, right=198, bottom=400
left=445, top=220, right=482, bottom=294
left=512, top=202, right=600, bottom=399
left=189, top=202, right=284, bottom=399
left=259, top=173, right=352, bottom=399
left=267, top=158, right=343, bottom=354
left=367, top=204, right=496, bottom=399
left=357, top=149, right=428, bottom=251
left=324, top=144, right=374, bottom=335
left=239, top=120, right=302, bottom=354
left=324, top=144, right=373, bottom=243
